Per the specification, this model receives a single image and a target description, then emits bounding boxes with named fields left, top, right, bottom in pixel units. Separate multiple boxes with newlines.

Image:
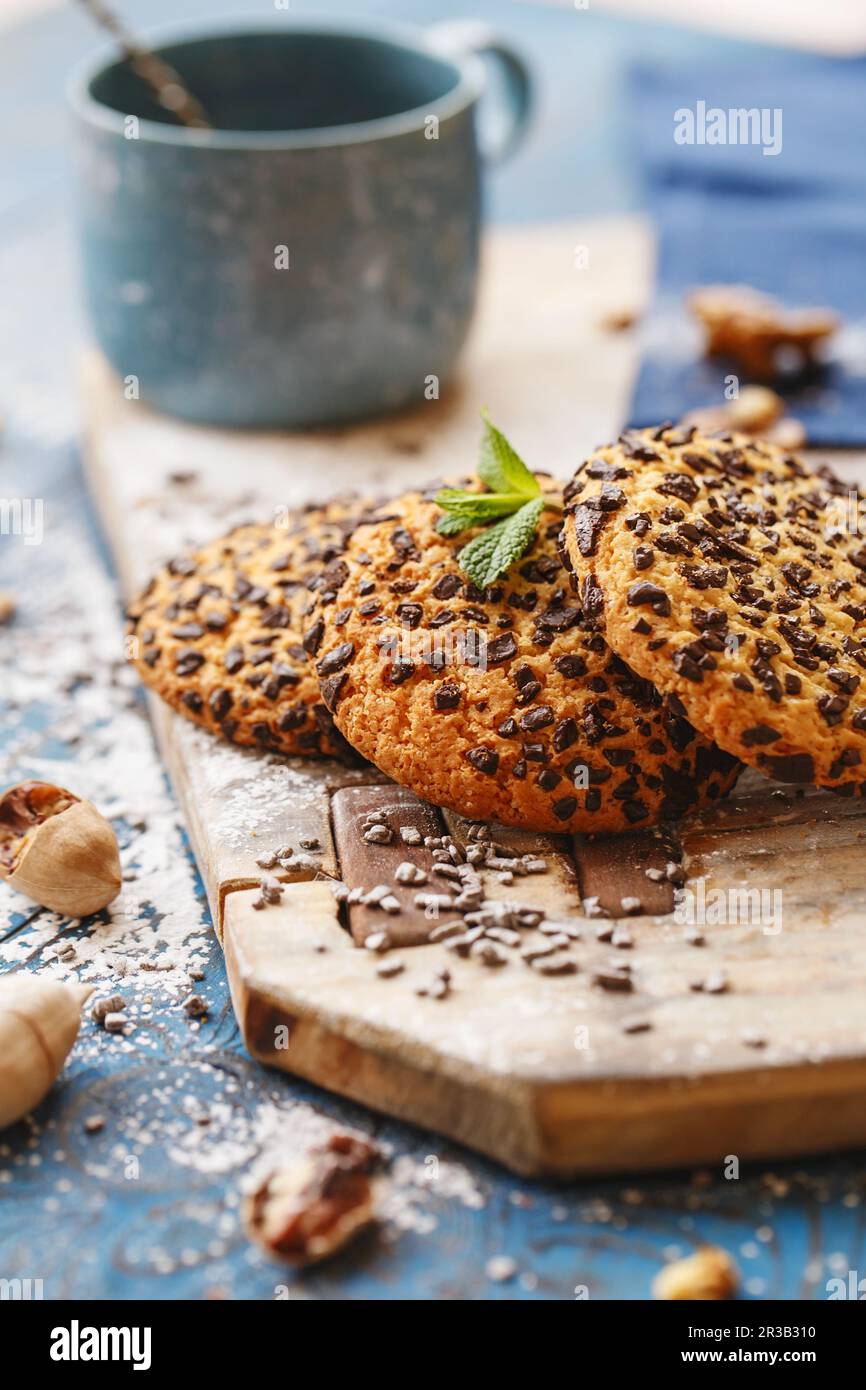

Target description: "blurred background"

left=4, top=0, right=865, bottom=446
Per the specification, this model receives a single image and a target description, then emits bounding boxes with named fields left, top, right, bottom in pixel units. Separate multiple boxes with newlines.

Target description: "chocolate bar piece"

left=571, top=830, right=679, bottom=917
left=330, top=785, right=447, bottom=947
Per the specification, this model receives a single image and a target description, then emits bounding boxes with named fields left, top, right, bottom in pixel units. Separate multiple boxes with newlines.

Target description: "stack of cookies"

left=128, top=423, right=866, bottom=836
left=560, top=427, right=866, bottom=797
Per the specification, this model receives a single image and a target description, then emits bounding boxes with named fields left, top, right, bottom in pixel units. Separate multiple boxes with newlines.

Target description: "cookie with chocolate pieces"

left=562, top=427, right=866, bottom=791
left=127, top=501, right=380, bottom=758
left=311, top=485, right=740, bottom=833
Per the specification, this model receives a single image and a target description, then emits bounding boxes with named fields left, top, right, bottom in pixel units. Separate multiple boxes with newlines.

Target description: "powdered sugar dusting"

left=0, top=507, right=488, bottom=1273
left=0, top=525, right=210, bottom=997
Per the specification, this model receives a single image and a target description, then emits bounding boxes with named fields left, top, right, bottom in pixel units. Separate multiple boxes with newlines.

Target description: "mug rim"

left=66, top=14, right=484, bottom=149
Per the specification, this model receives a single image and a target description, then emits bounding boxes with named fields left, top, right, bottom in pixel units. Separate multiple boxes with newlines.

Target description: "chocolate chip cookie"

left=128, top=502, right=377, bottom=758
left=562, top=426, right=866, bottom=790
left=312, top=485, right=740, bottom=832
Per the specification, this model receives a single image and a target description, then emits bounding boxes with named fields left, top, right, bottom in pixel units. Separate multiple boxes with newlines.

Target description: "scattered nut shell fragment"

left=599, top=307, right=638, bottom=334
left=0, top=781, right=122, bottom=917
left=244, top=1133, right=379, bottom=1266
left=0, top=976, right=93, bottom=1129
left=653, top=1246, right=739, bottom=1301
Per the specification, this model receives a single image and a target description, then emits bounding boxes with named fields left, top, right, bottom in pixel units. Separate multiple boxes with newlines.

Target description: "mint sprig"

left=433, top=414, right=559, bottom=587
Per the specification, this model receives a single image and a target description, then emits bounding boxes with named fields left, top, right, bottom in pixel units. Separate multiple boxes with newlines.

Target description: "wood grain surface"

left=83, top=216, right=866, bottom=1176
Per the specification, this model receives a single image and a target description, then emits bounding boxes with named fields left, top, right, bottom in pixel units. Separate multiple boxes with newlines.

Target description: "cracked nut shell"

left=0, top=781, right=122, bottom=917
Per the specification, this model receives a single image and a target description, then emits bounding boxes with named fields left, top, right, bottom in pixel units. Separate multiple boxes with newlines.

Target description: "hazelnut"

left=0, top=976, right=93, bottom=1129
left=653, top=1246, right=739, bottom=1300
left=244, top=1133, right=378, bottom=1266
left=0, top=591, right=15, bottom=625
left=681, top=386, right=805, bottom=451
left=0, top=781, right=121, bottom=917
left=725, top=384, right=784, bottom=432
left=763, top=416, right=807, bottom=450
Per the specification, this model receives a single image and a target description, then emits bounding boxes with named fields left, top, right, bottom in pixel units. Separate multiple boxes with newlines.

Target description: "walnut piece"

left=244, top=1133, right=379, bottom=1266
left=689, top=284, right=837, bottom=380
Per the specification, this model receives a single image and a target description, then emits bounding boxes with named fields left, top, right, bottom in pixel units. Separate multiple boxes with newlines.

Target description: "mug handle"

left=428, top=20, right=532, bottom=163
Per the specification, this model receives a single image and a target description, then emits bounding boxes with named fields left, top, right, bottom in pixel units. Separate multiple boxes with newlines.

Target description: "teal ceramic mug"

left=68, top=18, right=530, bottom=428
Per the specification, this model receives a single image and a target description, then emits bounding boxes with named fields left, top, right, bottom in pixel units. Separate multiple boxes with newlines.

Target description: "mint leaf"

left=457, top=497, right=545, bottom=588
left=435, top=488, right=527, bottom=511
left=435, top=511, right=472, bottom=538
left=434, top=488, right=532, bottom=536
left=477, top=412, right=540, bottom=499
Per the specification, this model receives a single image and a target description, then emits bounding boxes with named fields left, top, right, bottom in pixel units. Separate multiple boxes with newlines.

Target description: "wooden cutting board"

left=82, top=215, right=866, bottom=1177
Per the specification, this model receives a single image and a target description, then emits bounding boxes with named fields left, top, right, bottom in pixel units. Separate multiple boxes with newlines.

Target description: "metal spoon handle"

left=75, top=0, right=211, bottom=129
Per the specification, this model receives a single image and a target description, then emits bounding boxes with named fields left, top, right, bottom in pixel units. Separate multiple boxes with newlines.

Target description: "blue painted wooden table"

left=2, top=0, right=865, bottom=1301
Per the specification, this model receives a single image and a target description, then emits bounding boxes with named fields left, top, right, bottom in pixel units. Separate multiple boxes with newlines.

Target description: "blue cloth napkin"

left=627, top=51, right=866, bottom=445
